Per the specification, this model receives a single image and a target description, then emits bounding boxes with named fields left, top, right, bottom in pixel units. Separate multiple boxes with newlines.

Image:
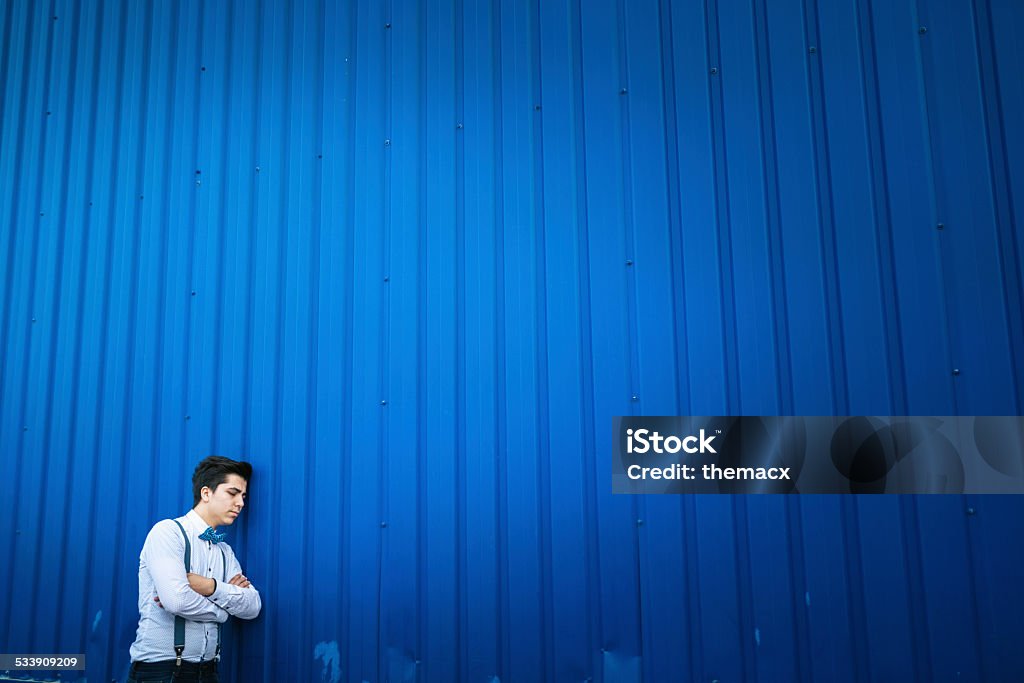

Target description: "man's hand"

left=186, top=573, right=217, bottom=597
left=228, top=573, right=252, bottom=589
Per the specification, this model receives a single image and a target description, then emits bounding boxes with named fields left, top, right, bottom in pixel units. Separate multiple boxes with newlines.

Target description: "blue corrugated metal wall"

left=1, top=0, right=1023, bottom=681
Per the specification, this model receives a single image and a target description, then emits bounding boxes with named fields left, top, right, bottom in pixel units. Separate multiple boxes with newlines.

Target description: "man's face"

left=203, top=474, right=247, bottom=527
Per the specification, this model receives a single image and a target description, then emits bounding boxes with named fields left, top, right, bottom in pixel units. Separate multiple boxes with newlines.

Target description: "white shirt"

left=129, top=510, right=262, bottom=662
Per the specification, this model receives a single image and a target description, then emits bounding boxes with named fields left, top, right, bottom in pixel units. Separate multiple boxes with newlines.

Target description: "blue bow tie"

left=199, top=527, right=226, bottom=543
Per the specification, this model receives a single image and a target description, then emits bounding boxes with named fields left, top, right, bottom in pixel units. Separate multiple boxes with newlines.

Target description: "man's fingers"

left=228, top=575, right=251, bottom=588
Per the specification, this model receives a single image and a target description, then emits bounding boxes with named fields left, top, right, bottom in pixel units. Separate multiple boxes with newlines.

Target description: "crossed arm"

left=145, top=521, right=262, bottom=622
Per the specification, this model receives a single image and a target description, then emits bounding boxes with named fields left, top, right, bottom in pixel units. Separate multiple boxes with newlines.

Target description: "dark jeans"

left=128, top=659, right=219, bottom=683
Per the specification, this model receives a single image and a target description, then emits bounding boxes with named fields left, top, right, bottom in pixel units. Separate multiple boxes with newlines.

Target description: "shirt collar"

left=184, top=509, right=213, bottom=535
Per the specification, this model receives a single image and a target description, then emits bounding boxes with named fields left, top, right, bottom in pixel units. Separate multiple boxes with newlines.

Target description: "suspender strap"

left=172, top=520, right=191, bottom=667
left=216, top=547, right=226, bottom=657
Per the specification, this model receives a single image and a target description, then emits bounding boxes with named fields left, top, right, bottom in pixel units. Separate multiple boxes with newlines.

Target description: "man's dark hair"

left=192, top=455, right=253, bottom=506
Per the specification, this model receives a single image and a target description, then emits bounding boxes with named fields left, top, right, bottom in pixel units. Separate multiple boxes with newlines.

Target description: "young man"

left=128, top=456, right=262, bottom=682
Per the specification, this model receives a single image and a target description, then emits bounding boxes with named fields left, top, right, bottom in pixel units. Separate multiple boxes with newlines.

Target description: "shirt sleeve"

left=208, top=544, right=262, bottom=620
left=143, top=520, right=228, bottom=623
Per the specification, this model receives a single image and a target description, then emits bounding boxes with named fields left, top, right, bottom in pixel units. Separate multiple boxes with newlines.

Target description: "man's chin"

left=223, top=515, right=238, bottom=525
